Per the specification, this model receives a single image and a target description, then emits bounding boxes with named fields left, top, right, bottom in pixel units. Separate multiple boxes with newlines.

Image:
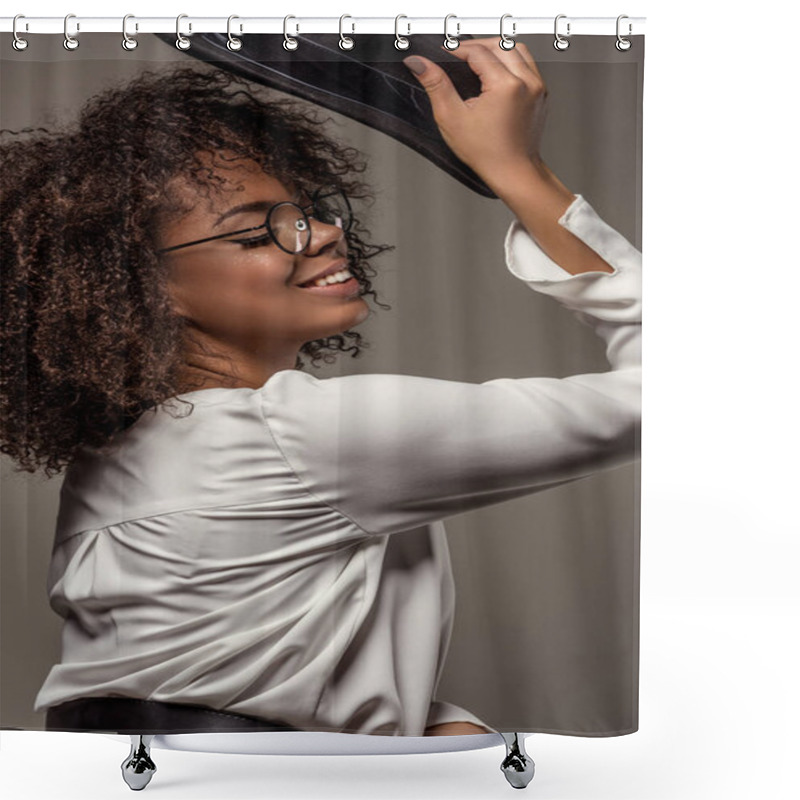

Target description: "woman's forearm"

left=489, top=159, right=616, bottom=276
left=402, top=39, right=611, bottom=276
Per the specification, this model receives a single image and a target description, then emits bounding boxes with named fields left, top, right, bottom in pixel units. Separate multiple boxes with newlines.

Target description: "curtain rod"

left=1, top=16, right=646, bottom=37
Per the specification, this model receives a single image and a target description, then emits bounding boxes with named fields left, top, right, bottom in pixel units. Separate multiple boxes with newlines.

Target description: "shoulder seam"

left=258, top=389, right=376, bottom=539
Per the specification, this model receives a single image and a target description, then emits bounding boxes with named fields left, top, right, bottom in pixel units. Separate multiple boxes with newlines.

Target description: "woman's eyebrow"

left=213, top=191, right=307, bottom=228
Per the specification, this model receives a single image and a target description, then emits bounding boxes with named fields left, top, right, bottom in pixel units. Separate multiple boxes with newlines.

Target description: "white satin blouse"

left=34, top=195, right=642, bottom=736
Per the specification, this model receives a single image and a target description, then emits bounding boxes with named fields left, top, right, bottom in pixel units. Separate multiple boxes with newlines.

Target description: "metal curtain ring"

left=227, top=15, right=242, bottom=51
left=339, top=15, right=354, bottom=50
left=443, top=14, right=459, bottom=50
left=394, top=15, right=410, bottom=50
left=12, top=14, right=29, bottom=51
left=616, top=14, right=632, bottom=51
left=499, top=14, right=516, bottom=50
left=122, top=14, right=138, bottom=50
left=63, top=13, right=79, bottom=50
left=176, top=14, right=191, bottom=50
left=283, top=15, right=298, bottom=51
left=554, top=14, right=570, bottom=51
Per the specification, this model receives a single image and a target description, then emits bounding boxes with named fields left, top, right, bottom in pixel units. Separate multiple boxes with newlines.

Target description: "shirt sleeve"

left=261, top=194, right=641, bottom=537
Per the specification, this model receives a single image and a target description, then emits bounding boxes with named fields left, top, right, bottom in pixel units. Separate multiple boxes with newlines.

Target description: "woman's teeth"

left=305, top=269, right=353, bottom=288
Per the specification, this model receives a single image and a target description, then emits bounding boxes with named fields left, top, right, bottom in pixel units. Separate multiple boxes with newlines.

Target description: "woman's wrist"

left=486, top=157, right=575, bottom=238
left=489, top=157, right=614, bottom=276
left=486, top=157, right=575, bottom=212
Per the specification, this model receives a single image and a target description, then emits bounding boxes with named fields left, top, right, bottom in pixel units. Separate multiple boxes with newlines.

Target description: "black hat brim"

left=154, top=32, right=497, bottom=199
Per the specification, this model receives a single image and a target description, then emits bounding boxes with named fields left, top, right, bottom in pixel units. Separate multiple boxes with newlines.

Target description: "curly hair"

left=0, top=65, right=394, bottom=477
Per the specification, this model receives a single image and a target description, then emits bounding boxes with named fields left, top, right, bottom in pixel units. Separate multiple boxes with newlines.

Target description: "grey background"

left=0, top=33, right=643, bottom=733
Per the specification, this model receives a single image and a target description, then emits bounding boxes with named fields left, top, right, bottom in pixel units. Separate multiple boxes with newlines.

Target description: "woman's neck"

left=174, top=336, right=300, bottom=393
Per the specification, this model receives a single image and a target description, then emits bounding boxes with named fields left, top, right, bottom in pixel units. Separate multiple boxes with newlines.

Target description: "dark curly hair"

left=0, top=65, right=394, bottom=477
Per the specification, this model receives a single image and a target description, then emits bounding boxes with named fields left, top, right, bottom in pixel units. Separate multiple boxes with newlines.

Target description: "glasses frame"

left=157, top=187, right=353, bottom=255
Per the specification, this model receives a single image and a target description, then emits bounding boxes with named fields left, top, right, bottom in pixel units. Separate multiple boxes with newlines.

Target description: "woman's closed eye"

left=229, top=231, right=274, bottom=248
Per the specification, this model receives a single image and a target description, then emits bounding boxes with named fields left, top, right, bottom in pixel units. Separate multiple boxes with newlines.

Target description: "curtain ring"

left=394, top=15, right=410, bottom=51
left=339, top=15, right=355, bottom=50
left=175, top=14, right=191, bottom=50
left=553, top=14, right=570, bottom=51
left=227, top=15, right=242, bottom=51
left=616, top=14, right=632, bottom=51
left=283, top=15, right=298, bottom=51
left=12, top=15, right=29, bottom=51
left=499, top=14, right=516, bottom=50
left=443, top=14, right=459, bottom=51
left=63, top=13, right=79, bottom=51
left=122, top=14, right=138, bottom=51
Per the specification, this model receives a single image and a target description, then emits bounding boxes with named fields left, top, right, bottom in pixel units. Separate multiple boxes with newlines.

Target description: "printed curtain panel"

left=1, top=29, right=643, bottom=743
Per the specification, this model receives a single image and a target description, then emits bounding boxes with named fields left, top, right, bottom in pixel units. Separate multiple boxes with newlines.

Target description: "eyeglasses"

left=158, top=187, right=353, bottom=255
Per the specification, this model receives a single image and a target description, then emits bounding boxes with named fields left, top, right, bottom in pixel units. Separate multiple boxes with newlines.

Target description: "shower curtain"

left=0, top=28, right=643, bottom=739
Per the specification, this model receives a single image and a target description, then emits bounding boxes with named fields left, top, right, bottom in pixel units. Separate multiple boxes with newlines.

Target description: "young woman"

left=0, top=39, right=641, bottom=737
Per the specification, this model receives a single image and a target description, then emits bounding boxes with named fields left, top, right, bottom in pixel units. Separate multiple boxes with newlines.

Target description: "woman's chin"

left=295, top=298, right=371, bottom=342
left=351, top=301, right=371, bottom=326
left=324, top=299, right=371, bottom=331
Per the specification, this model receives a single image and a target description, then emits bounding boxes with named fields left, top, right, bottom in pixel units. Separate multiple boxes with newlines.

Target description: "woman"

left=0, top=39, right=641, bottom=737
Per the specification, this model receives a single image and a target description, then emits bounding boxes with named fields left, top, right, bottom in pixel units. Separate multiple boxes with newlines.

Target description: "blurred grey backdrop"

left=0, top=32, right=643, bottom=733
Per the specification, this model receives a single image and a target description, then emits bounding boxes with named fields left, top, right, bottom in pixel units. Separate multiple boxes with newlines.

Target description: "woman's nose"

left=305, top=217, right=346, bottom=256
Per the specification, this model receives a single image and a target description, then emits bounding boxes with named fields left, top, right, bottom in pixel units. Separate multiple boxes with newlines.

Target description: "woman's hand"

left=402, top=37, right=549, bottom=190
left=404, top=37, right=614, bottom=276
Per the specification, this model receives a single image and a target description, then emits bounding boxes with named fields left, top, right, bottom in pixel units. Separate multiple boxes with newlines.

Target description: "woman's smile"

left=297, top=273, right=361, bottom=296
left=295, top=257, right=361, bottom=296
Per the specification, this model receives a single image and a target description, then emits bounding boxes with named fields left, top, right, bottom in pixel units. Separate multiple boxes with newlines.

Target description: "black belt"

left=45, top=696, right=300, bottom=734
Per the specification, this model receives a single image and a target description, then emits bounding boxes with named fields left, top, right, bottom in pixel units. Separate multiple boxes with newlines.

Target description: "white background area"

left=2, top=1, right=798, bottom=799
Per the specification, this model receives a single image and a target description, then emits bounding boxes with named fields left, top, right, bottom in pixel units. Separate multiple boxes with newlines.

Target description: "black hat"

left=154, top=32, right=497, bottom=199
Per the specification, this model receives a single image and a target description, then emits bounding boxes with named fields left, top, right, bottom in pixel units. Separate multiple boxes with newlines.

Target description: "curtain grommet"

left=615, top=15, right=632, bottom=51
left=339, top=15, right=355, bottom=50
left=443, top=14, right=459, bottom=50
left=553, top=14, right=570, bottom=51
left=175, top=13, right=191, bottom=50
left=63, top=13, right=79, bottom=51
left=12, top=15, right=29, bottom=51
left=283, top=15, right=298, bottom=51
left=121, top=14, right=138, bottom=51
left=499, top=14, right=516, bottom=50
left=227, top=15, right=243, bottom=51
left=394, top=15, right=410, bottom=50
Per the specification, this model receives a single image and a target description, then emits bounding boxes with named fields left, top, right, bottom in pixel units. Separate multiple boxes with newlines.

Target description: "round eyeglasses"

left=158, top=187, right=353, bottom=255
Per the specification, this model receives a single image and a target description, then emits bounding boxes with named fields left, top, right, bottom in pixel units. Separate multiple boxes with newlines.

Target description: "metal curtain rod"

left=0, top=15, right=646, bottom=36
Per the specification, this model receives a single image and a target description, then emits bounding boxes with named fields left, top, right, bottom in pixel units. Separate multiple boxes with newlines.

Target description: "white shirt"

left=34, top=195, right=642, bottom=736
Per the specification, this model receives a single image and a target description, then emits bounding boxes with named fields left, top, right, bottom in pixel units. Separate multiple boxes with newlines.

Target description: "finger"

left=443, top=38, right=542, bottom=90
left=438, top=40, right=522, bottom=92
left=508, top=40, right=544, bottom=83
left=451, top=37, right=543, bottom=84
left=401, top=56, right=465, bottom=119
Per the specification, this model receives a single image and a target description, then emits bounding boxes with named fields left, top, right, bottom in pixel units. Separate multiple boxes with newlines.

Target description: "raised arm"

left=402, top=37, right=615, bottom=277
left=261, top=193, right=641, bottom=537
left=258, top=38, right=641, bottom=538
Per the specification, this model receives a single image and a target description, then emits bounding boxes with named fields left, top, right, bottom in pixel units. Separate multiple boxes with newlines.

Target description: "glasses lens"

left=312, top=189, right=352, bottom=232
left=269, top=204, right=311, bottom=254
